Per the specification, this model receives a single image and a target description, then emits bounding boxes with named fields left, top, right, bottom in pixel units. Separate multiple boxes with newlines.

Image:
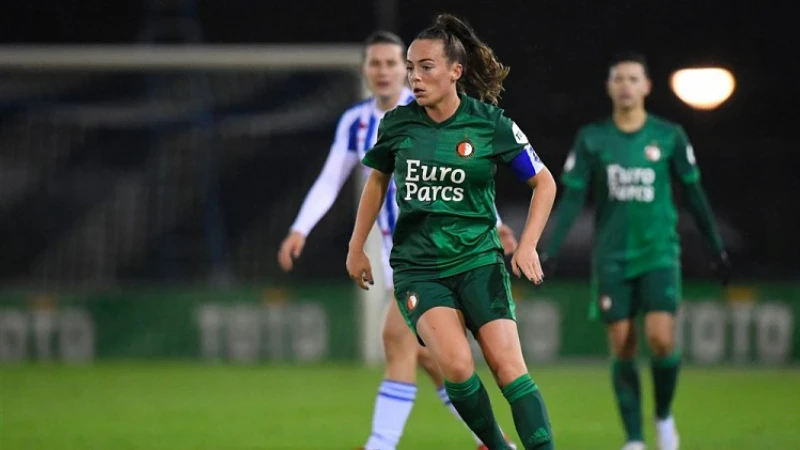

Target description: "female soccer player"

left=277, top=31, right=518, bottom=450
left=541, top=52, right=731, bottom=450
left=346, top=15, right=557, bottom=450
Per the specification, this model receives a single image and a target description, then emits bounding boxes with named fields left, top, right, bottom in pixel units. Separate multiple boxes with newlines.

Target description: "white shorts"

left=380, top=229, right=394, bottom=290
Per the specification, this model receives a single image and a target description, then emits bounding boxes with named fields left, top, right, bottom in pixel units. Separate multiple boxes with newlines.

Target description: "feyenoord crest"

left=599, top=295, right=612, bottom=312
left=456, top=139, right=475, bottom=158
left=645, top=143, right=661, bottom=162
left=406, top=292, right=419, bottom=311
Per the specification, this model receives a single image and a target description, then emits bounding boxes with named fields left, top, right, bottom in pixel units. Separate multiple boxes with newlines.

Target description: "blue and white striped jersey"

left=290, top=88, right=415, bottom=238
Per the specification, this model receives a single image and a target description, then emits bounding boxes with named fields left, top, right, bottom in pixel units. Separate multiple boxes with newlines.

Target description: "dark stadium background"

left=0, top=0, right=796, bottom=283
left=0, top=3, right=798, bottom=449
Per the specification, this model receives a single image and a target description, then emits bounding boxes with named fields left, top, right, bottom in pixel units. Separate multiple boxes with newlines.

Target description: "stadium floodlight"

left=669, top=67, right=736, bottom=110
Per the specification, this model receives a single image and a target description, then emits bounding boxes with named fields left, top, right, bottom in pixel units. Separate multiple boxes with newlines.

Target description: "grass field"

left=1, top=363, right=798, bottom=449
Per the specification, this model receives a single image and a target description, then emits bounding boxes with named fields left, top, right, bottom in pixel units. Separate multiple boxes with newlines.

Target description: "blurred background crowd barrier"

left=0, top=0, right=797, bottom=366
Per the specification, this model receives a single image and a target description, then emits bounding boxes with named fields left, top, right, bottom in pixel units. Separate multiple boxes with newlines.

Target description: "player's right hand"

left=277, top=231, right=306, bottom=272
left=346, top=248, right=374, bottom=290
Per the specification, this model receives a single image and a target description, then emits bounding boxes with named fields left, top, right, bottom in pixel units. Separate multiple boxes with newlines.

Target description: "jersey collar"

left=418, top=92, right=467, bottom=129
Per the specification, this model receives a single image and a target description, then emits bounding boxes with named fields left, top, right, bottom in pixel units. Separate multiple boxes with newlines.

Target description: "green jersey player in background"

left=347, top=14, right=557, bottom=450
left=541, top=52, right=732, bottom=450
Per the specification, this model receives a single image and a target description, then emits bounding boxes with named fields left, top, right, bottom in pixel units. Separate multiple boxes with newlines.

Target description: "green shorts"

left=590, top=265, right=681, bottom=324
left=394, top=263, right=516, bottom=345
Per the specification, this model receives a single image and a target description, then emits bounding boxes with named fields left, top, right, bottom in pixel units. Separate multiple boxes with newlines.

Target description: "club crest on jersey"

left=644, top=143, right=661, bottom=162
left=406, top=292, right=419, bottom=311
left=456, top=139, right=475, bottom=158
left=599, top=295, right=612, bottom=312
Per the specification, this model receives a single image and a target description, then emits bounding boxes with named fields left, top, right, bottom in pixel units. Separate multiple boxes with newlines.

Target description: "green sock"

left=651, top=351, right=681, bottom=420
left=445, top=373, right=508, bottom=449
left=611, top=359, right=643, bottom=442
left=501, top=374, right=554, bottom=450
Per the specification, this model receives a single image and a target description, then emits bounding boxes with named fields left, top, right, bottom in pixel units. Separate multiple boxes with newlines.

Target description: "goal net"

left=0, top=44, right=389, bottom=363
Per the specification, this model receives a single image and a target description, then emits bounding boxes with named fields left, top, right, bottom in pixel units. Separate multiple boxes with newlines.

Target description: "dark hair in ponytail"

left=415, top=14, right=510, bottom=105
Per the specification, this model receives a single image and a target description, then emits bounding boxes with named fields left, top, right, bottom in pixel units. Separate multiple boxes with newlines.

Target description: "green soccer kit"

left=362, top=93, right=545, bottom=337
left=545, top=114, right=724, bottom=323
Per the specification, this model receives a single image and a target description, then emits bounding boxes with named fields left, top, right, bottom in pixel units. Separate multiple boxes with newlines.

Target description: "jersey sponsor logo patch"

left=645, top=143, right=661, bottom=162
left=455, top=139, right=475, bottom=158
left=399, top=137, right=413, bottom=149
left=511, top=121, right=528, bottom=144
left=607, top=164, right=656, bottom=202
left=404, top=159, right=466, bottom=202
left=406, top=292, right=419, bottom=311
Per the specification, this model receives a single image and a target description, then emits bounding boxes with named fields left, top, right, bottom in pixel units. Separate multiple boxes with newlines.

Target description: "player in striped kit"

left=277, top=31, right=517, bottom=450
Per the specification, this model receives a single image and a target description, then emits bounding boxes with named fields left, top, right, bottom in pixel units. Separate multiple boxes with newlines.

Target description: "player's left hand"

left=497, top=224, right=518, bottom=256
left=511, top=243, right=544, bottom=285
left=346, top=248, right=375, bottom=290
left=711, top=250, right=732, bottom=286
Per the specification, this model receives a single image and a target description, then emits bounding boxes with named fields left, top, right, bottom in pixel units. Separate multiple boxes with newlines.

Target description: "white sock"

left=437, top=386, right=484, bottom=445
left=364, top=380, right=417, bottom=450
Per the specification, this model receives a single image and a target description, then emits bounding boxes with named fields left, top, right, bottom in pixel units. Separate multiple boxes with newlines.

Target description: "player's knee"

left=646, top=331, right=674, bottom=357
left=437, top=348, right=475, bottom=382
left=382, top=321, right=416, bottom=362
left=491, top=359, right=528, bottom=387
left=613, top=341, right=638, bottom=359
left=481, top=340, right=528, bottom=385
left=608, top=327, right=638, bottom=359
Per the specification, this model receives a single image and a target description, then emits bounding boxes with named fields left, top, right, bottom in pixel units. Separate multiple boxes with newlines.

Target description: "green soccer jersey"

left=362, top=93, right=535, bottom=281
left=561, top=114, right=699, bottom=276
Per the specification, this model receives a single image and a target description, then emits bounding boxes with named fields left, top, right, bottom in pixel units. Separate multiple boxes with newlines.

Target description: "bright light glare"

left=670, top=67, right=736, bottom=110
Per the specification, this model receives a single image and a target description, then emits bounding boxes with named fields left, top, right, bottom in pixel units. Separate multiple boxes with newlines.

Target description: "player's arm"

left=494, top=116, right=556, bottom=283
left=347, top=119, right=397, bottom=289
left=289, top=115, right=360, bottom=237
left=670, top=126, right=730, bottom=282
left=540, top=131, right=592, bottom=263
left=349, top=169, right=392, bottom=252
left=278, top=114, right=360, bottom=271
left=516, top=156, right=557, bottom=256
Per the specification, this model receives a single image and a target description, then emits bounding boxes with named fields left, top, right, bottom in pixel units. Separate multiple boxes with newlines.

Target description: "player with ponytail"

left=348, top=14, right=558, bottom=449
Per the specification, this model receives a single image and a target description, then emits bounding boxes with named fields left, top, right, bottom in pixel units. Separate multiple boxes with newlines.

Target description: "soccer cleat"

left=621, top=442, right=646, bottom=450
left=656, top=416, right=680, bottom=450
left=477, top=434, right=517, bottom=450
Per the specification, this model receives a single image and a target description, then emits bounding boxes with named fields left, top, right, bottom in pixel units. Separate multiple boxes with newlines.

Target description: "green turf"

left=1, top=363, right=798, bottom=449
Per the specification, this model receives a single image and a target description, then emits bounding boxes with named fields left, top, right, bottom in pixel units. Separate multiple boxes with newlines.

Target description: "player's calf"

left=477, top=320, right=554, bottom=450
left=607, top=319, right=644, bottom=445
left=418, top=308, right=509, bottom=449
left=645, top=312, right=681, bottom=420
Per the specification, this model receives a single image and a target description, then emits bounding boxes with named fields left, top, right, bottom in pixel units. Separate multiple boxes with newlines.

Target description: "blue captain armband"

left=508, top=144, right=545, bottom=182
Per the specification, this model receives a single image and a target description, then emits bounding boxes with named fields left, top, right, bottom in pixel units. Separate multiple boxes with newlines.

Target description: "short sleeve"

left=670, top=125, right=701, bottom=184
left=361, top=117, right=398, bottom=174
left=560, top=130, right=592, bottom=190
left=493, top=114, right=529, bottom=164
